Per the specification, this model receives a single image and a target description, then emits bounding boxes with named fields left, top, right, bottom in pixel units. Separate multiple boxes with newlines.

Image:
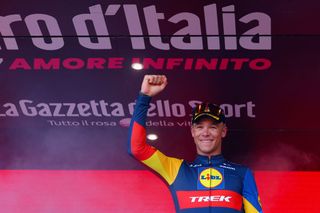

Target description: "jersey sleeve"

left=242, top=169, right=263, bottom=213
left=128, top=93, right=183, bottom=185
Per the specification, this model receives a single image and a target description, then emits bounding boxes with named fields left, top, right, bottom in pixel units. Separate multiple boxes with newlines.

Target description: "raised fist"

left=140, top=75, right=168, bottom=97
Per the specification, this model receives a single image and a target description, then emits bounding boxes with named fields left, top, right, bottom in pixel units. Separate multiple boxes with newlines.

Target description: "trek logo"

left=176, top=190, right=242, bottom=210
left=198, top=168, right=224, bottom=189
left=190, top=195, right=231, bottom=203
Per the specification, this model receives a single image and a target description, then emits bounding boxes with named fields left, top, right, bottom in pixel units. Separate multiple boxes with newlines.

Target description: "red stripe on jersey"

left=176, top=190, right=242, bottom=210
left=130, top=122, right=156, bottom=161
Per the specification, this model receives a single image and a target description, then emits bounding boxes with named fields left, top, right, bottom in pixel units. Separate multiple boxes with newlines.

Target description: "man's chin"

left=199, top=148, right=214, bottom=155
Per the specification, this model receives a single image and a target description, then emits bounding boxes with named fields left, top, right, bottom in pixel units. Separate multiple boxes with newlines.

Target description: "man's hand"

left=140, top=75, right=168, bottom=97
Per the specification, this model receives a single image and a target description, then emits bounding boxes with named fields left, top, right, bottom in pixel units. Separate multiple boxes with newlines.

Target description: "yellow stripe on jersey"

left=142, top=150, right=183, bottom=185
left=243, top=197, right=260, bottom=213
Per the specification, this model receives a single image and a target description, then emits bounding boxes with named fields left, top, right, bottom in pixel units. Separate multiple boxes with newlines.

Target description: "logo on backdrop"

left=0, top=3, right=272, bottom=72
left=0, top=99, right=256, bottom=127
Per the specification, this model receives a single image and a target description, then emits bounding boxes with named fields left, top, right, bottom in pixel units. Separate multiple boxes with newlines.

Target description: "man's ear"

left=190, top=126, right=195, bottom=137
left=222, top=125, right=228, bottom=138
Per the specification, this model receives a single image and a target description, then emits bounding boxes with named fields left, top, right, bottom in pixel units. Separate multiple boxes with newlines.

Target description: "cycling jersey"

left=128, top=94, right=263, bottom=213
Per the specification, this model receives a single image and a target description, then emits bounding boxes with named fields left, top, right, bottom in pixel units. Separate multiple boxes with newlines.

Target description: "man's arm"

left=242, top=169, right=263, bottom=213
left=128, top=75, right=183, bottom=185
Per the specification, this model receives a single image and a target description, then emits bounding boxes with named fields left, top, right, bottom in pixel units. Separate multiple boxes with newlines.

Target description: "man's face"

left=191, top=118, right=227, bottom=156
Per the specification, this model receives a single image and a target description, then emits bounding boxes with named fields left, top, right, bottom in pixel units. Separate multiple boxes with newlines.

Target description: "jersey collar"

left=194, top=154, right=226, bottom=166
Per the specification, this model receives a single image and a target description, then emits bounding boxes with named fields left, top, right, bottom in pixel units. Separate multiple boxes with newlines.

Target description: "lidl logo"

left=197, top=168, right=224, bottom=190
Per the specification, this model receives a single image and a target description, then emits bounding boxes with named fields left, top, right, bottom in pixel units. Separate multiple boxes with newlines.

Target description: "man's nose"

left=202, top=127, right=210, bottom=135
